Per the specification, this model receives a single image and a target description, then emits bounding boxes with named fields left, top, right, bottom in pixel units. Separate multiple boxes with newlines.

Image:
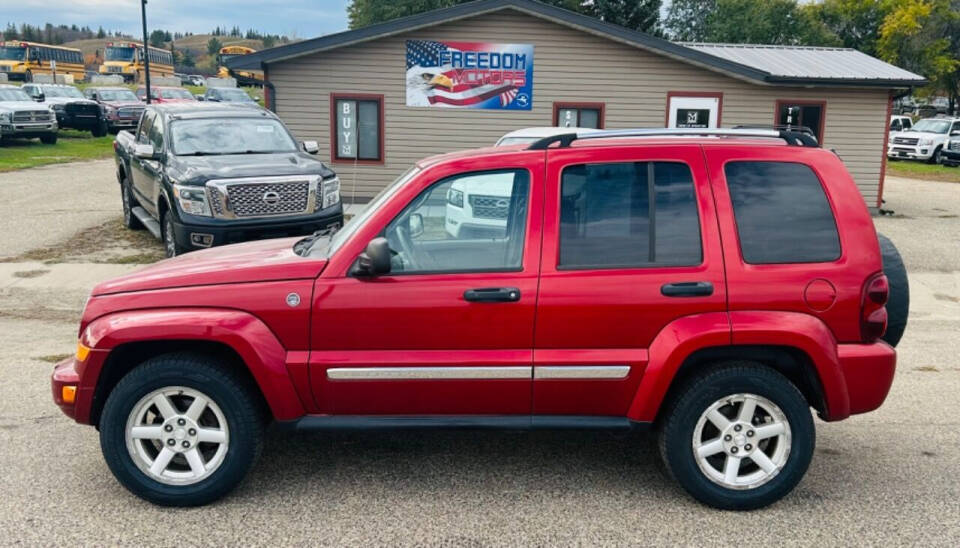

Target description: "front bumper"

left=57, top=112, right=103, bottom=131
left=0, top=120, right=57, bottom=137
left=173, top=204, right=344, bottom=251
left=941, top=148, right=960, bottom=166
left=887, top=144, right=935, bottom=160
left=837, top=341, right=897, bottom=417
left=107, top=118, right=139, bottom=130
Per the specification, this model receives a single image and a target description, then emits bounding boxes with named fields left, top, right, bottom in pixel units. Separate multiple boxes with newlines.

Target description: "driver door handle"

left=464, top=287, right=521, bottom=303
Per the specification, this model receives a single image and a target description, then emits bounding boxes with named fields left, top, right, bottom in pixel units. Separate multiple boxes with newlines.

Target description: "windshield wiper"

left=294, top=225, right=341, bottom=256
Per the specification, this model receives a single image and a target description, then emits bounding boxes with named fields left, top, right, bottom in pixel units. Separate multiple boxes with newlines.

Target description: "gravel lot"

left=0, top=164, right=958, bottom=545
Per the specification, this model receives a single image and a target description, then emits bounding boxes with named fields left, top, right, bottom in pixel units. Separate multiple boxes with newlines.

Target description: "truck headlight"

left=173, top=184, right=212, bottom=216
left=321, top=177, right=341, bottom=210
left=919, top=137, right=933, bottom=146
left=51, top=104, right=64, bottom=111
left=0, top=112, right=10, bottom=123
left=447, top=188, right=464, bottom=208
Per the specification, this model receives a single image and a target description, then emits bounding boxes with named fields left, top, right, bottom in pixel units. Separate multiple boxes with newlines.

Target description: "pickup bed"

left=114, top=103, right=342, bottom=257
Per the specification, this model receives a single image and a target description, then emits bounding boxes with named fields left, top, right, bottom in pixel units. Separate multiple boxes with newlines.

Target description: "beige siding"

left=269, top=9, right=889, bottom=204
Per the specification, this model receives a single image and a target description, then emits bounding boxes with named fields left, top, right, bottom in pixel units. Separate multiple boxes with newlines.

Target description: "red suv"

left=52, top=129, right=904, bottom=510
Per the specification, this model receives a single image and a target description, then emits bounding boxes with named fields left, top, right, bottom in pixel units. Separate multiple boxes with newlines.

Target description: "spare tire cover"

left=878, top=233, right=909, bottom=347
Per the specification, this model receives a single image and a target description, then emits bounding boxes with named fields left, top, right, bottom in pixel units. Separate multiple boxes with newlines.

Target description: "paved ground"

left=0, top=165, right=958, bottom=545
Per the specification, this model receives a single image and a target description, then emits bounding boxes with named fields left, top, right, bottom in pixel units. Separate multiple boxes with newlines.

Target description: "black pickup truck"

left=114, top=103, right=342, bottom=257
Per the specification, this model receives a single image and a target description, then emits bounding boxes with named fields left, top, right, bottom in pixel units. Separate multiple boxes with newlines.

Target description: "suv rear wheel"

left=658, top=363, right=814, bottom=510
left=121, top=177, right=143, bottom=230
left=99, top=353, right=264, bottom=506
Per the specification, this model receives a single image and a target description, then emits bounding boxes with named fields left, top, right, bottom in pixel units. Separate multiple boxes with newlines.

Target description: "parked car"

left=201, top=86, right=258, bottom=104
left=135, top=86, right=197, bottom=104
left=112, top=103, right=342, bottom=257
left=21, top=83, right=106, bottom=137
left=888, top=117, right=960, bottom=164
left=889, top=115, right=912, bottom=136
left=942, top=133, right=960, bottom=167
left=0, top=84, right=57, bottom=144
left=83, top=86, right=145, bottom=133
left=53, top=127, right=907, bottom=510
left=187, top=74, right=206, bottom=86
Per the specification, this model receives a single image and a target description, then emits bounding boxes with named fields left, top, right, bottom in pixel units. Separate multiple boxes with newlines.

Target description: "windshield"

left=0, top=88, right=31, bottom=101
left=0, top=46, right=26, bottom=61
left=218, top=54, right=240, bottom=64
left=105, top=47, right=135, bottom=62
left=160, top=88, right=194, bottom=100
left=216, top=88, right=254, bottom=102
left=170, top=118, right=297, bottom=156
left=98, top=89, right=138, bottom=101
left=40, top=86, right=84, bottom=98
left=911, top=119, right=951, bottom=134
left=322, top=167, right=421, bottom=256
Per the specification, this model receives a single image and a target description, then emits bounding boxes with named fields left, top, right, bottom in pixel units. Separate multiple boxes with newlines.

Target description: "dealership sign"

left=406, top=40, right=533, bottom=110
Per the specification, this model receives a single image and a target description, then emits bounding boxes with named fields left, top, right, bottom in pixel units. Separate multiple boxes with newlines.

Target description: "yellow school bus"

left=99, top=41, right=174, bottom=83
left=216, top=45, right=264, bottom=86
left=0, top=41, right=85, bottom=82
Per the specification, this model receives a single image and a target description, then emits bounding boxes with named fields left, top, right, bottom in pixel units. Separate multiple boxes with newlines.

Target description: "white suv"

left=888, top=117, right=960, bottom=164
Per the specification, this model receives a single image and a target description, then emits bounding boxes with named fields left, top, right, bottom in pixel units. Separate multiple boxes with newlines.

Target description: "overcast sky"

left=5, top=0, right=351, bottom=40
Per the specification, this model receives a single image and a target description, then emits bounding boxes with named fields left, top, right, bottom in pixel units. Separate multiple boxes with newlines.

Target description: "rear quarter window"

left=724, top=161, right=841, bottom=264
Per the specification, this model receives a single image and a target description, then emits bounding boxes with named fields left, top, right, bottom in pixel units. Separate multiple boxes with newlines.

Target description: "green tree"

left=663, top=0, right=716, bottom=41
left=347, top=0, right=588, bottom=29
left=703, top=0, right=840, bottom=45
left=262, top=35, right=276, bottom=48
left=812, top=0, right=894, bottom=56
left=207, top=36, right=223, bottom=55
left=149, top=29, right=167, bottom=47
left=96, top=26, right=106, bottom=39
left=878, top=0, right=960, bottom=112
left=180, top=48, right=196, bottom=68
left=588, top=0, right=662, bottom=34
left=3, top=23, right=19, bottom=40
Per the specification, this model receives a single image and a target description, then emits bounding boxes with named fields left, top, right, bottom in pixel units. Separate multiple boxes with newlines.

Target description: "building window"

left=776, top=100, right=825, bottom=142
left=553, top=103, right=604, bottom=129
left=331, top=94, right=383, bottom=163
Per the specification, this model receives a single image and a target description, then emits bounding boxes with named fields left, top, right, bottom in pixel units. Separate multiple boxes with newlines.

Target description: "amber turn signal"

left=61, top=385, right=77, bottom=404
left=76, top=342, right=91, bottom=362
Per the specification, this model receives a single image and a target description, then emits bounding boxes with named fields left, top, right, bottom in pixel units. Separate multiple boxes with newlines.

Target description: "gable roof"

left=227, top=0, right=927, bottom=88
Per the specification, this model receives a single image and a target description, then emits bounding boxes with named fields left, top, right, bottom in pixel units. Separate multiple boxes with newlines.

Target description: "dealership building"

left=227, top=0, right=926, bottom=206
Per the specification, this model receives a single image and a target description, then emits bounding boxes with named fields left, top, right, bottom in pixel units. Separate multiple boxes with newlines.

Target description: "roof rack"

left=526, top=127, right=820, bottom=150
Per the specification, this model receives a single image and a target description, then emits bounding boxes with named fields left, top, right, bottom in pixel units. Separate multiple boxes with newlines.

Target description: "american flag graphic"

left=406, top=40, right=524, bottom=108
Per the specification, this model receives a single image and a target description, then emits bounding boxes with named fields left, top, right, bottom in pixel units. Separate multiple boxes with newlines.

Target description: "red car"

left=52, top=128, right=905, bottom=510
left=135, top=85, right=196, bottom=103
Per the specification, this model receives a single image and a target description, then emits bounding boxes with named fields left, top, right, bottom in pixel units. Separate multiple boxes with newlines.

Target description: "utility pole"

left=141, top=0, right=151, bottom=104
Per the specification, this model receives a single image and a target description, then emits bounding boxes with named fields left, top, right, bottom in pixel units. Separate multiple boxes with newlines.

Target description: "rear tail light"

left=861, top=273, right=889, bottom=342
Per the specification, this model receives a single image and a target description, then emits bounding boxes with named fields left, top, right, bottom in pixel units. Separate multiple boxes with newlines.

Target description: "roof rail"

left=526, top=127, right=820, bottom=150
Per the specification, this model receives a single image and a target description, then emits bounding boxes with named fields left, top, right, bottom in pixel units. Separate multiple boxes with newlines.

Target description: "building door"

left=667, top=94, right=721, bottom=129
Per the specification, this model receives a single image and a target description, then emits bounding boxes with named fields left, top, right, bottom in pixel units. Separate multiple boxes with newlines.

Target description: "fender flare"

left=82, top=308, right=305, bottom=421
left=626, top=311, right=849, bottom=422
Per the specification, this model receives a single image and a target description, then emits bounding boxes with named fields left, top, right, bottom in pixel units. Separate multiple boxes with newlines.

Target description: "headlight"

left=919, top=137, right=933, bottom=146
left=173, top=184, right=212, bottom=216
left=0, top=112, right=10, bottom=123
left=321, top=177, right=341, bottom=210
left=51, top=103, right=64, bottom=111
left=447, top=188, right=464, bottom=208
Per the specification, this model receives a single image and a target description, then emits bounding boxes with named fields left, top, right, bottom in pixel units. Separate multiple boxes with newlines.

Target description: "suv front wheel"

left=658, top=363, right=814, bottom=510
left=99, top=354, right=264, bottom=506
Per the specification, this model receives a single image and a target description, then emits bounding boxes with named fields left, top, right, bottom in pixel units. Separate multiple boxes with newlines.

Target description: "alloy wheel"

left=124, top=386, right=229, bottom=485
left=692, top=393, right=792, bottom=490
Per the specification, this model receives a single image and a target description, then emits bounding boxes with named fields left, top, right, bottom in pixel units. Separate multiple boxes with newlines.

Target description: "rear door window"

left=558, top=161, right=702, bottom=269
left=724, top=161, right=840, bottom=264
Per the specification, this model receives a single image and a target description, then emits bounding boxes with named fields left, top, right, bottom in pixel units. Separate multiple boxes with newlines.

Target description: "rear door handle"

left=464, top=287, right=521, bottom=303
left=661, top=281, right=713, bottom=297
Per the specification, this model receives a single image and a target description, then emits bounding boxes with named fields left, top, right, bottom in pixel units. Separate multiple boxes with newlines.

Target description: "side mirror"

left=134, top=143, right=156, bottom=160
left=195, top=95, right=205, bottom=101
left=253, top=96, right=261, bottom=102
left=33, top=92, right=45, bottom=103
left=408, top=213, right=424, bottom=239
left=302, top=140, right=319, bottom=154
left=354, top=237, right=391, bottom=276
left=951, top=130, right=960, bottom=136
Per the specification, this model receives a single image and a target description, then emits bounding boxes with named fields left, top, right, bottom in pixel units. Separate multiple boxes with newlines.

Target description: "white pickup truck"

left=0, top=84, right=57, bottom=144
left=888, top=117, right=960, bottom=164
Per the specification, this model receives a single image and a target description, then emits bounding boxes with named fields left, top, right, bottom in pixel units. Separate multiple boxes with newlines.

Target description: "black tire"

left=121, top=177, right=143, bottom=230
left=24, top=70, right=32, bottom=83
left=658, top=362, right=815, bottom=511
left=161, top=208, right=188, bottom=258
left=878, top=233, right=909, bottom=347
left=927, top=146, right=942, bottom=164
left=39, top=132, right=57, bottom=145
left=99, top=353, right=265, bottom=507
left=92, top=120, right=108, bottom=138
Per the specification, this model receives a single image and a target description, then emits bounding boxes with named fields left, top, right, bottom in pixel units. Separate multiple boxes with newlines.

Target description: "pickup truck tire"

left=39, top=132, right=57, bottom=145
left=121, top=178, right=143, bottom=230
left=162, top=209, right=188, bottom=258
left=878, top=233, right=909, bottom=347
left=658, top=362, right=814, bottom=511
left=92, top=120, right=108, bottom=138
left=99, top=353, right=265, bottom=507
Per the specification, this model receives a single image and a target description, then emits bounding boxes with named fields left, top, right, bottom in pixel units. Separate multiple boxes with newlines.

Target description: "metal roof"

left=683, top=43, right=926, bottom=86
left=227, top=0, right=926, bottom=88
